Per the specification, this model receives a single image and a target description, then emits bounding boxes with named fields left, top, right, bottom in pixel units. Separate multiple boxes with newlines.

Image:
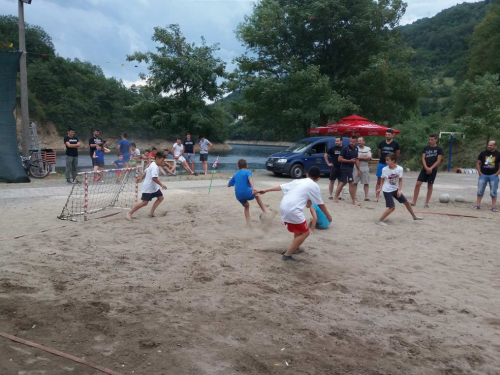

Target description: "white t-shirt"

left=279, top=178, right=324, bottom=224
left=357, top=146, right=372, bottom=171
left=142, top=161, right=160, bottom=194
left=381, top=165, right=403, bottom=193
left=172, top=143, right=184, bottom=157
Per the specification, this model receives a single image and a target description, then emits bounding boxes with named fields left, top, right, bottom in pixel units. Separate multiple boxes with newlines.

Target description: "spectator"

left=88, top=128, right=103, bottom=167
left=474, top=140, right=500, bottom=212
left=198, top=135, right=213, bottom=175
left=323, top=136, right=344, bottom=200
left=64, top=127, right=81, bottom=184
left=117, top=133, right=131, bottom=168
left=172, top=138, right=198, bottom=175
left=353, top=137, right=372, bottom=201
left=335, top=136, right=361, bottom=205
left=184, top=133, right=196, bottom=172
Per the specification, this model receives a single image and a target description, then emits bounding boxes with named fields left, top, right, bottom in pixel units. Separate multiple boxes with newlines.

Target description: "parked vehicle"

left=266, top=137, right=350, bottom=178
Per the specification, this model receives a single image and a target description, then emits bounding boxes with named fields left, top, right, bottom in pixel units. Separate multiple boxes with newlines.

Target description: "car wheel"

left=273, top=172, right=283, bottom=176
left=290, top=164, right=304, bottom=179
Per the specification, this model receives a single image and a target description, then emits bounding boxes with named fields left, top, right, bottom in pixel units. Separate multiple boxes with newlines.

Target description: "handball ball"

left=439, top=194, right=450, bottom=203
left=455, top=195, right=465, bottom=203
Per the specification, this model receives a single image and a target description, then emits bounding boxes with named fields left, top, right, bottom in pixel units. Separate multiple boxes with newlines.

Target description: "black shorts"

left=383, top=190, right=407, bottom=208
left=95, top=162, right=105, bottom=168
left=417, top=168, right=438, bottom=184
left=141, top=189, right=163, bottom=201
left=340, top=169, right=354, bottom=184
left=200, top=154, right=208, bottom=162
left=329, top=167, right=342, bottom=181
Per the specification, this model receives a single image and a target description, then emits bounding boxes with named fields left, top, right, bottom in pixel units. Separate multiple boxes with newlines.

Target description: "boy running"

left=127, top=152, right=167, bottom=220
left=227, top=159, right=267, bottom=226
left=376, top=153, right=424, bottom=226
left=260, top=166, right=332, bottom=262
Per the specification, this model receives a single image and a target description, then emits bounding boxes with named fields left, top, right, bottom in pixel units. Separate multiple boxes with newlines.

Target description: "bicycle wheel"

left=29, top=159, right=50, bottom=178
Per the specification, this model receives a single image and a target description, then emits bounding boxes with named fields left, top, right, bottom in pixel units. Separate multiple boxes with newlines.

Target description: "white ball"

left=405, top=168, right=411, bottom=173
left=455, top=195, right=465, bottom=203
left=439, top=194, right=450, bottom=203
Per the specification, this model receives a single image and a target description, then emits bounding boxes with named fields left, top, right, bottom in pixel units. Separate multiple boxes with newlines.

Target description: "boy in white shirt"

left=172, top=138, right=197, bottom=175
left=127, top=152, right=167, bottom=220
left=260, top=166, right=332, bottom=262
left=376, top=153, right=424, bottom=226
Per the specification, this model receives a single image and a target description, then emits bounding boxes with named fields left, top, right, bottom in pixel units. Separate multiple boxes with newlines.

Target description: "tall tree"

left=454, top=73, right=500, bottom=145
left=127, top=25, right=232, bottom=141
left=232, top=0, right=423, bottom=138
left=468, top=1, right=500, bottom=78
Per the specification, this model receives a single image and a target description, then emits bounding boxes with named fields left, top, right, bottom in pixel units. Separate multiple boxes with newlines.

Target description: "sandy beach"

left=0, top=171, right=499, bottom=374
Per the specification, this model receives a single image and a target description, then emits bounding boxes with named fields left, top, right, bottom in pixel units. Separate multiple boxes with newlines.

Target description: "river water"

left=54, top=144, right=287, bottom=173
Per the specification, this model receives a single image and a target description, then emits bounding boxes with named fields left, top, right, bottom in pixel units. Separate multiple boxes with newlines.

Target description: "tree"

left=232, top=0, right=423, bottom=139
left=127, top=25, right=232, bottom=141
left=454, top=73, right=500, bottom=145
left=468, top=1, right=500, bottom=78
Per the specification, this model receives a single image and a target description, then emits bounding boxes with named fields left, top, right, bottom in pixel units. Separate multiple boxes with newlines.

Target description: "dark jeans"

left=65, top=156, right=78, bottom=180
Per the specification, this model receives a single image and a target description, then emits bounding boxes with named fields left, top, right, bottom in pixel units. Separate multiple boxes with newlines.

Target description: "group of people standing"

left=63, top=128, right=213, bottom=183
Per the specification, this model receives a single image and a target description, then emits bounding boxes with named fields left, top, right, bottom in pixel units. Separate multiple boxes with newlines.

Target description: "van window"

left=285, top=141, right=313, bottom=153
left=311, top=142, right=327, bottom=154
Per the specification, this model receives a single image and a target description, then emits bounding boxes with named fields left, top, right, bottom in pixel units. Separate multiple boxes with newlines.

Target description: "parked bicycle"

left=21, top=150, right=50, bottom=179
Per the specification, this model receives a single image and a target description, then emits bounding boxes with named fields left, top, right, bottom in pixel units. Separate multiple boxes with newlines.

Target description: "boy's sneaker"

left=282, top=255, right=300, bottom=262
left=413, top=216, right=424, bottom=220
left=376, top=221, right=388, bottom=226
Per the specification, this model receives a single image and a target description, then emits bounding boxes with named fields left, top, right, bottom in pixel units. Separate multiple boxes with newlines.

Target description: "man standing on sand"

left=474, top=140, right=500, bottom=212
left=411, top=134, right=443, bottom=208
left=334, top=136, right=361, bottom=205
left=184, top=133, right=196, bottom=172
left=88, top=128, right=103, bottom=167
left=199, top=135, right=213, bottom=175
left=64, top=127, right=81, bottom=184
left=375, top=129, right=400, bottom=202
left=353, top=137, right=372, bottom=201
left=117, top=133, right=131, bottom=168
left=324, top=136, right=344, bottom=200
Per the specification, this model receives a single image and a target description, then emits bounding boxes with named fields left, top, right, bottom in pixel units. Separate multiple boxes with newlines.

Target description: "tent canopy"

left=308, top=115, right=400, bottom=136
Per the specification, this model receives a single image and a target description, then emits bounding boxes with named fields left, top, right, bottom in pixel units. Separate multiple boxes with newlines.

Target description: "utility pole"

left=18, top=0, right=31, bottom=157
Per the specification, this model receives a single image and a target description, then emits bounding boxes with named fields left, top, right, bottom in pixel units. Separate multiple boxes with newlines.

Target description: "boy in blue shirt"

left=307, top=200, right=331, bottom=233
left=228, top=159, right=267, bottom=226
left=113, top=153, right=125, bottom=183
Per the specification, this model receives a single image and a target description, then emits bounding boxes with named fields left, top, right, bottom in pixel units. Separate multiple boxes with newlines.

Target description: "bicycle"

left=21, top=150, right=50, bottom=179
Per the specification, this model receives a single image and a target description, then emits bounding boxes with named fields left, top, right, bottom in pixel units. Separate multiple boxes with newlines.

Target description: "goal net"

left=58, top=168, right=138, bottom=221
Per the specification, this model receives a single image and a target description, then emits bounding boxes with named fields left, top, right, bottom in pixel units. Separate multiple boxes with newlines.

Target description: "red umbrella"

left=308, top=115, right=400, bottom=136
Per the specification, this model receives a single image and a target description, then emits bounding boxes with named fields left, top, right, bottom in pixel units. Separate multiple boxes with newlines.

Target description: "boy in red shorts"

left=260, top=166, right=332, bottom=262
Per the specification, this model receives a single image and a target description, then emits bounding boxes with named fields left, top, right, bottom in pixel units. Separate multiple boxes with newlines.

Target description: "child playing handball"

left=376, top=153, right=424, bottom=226
left=307, top=200, right=331, bottom=233
left=228, top=159, right=267, bottom=226
left=92, top=143, right=110, bottom=181
left=127, top=152, right=167, bottom=220
left=260, top=166, right=332, bottom=262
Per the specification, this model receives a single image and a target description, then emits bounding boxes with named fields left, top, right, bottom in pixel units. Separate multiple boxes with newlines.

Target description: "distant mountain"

left=399, top=1, right=491, bottom=79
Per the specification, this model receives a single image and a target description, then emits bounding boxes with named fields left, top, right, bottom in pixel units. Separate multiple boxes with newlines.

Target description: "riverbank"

left=228, top=140, right=293, bottom=147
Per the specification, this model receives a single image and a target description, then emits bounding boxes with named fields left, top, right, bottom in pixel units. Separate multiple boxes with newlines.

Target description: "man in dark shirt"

left=334, top=136, right=361, bottom=205
left=183, top=133, right=196, bottom=172
left=64, top=127, right=81, bottom=184
left=411, top=133, right=443, bottom=208
left=375, top=129, right=400, bottom=202
left=323, top=136, right=344, bottom=200
left=88, top=128, right=103, bottom=166
left=474, top=140, right=500, bottom=211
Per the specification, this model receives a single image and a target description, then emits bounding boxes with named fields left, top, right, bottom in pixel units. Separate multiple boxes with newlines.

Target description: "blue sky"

left=1, top=0, right=483, bottom=86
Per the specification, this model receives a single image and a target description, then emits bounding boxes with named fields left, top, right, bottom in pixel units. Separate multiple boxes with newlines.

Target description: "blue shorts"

left=376, top=163, right=387, bottom=178
left=477, top=174, right=499, bottom=197
left=238, top=195, right=255, bottom=206
left=122, top=152, right=130, bottom=163
left=141, top=189, right=163, bottom=201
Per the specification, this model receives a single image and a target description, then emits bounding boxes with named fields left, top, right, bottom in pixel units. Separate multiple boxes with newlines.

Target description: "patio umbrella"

left=308, top=115, right=400, bottom=136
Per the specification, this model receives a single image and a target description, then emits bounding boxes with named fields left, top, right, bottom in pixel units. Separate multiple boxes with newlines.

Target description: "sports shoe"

left=413, top=216, right=424, bottom=220
left=424, top=204, right=429, bottom=208
left=376, top=221, right=388, bottom=226
left=282, top=255, right=300, bottom=262
left=66, top=179, right=72, bottom=184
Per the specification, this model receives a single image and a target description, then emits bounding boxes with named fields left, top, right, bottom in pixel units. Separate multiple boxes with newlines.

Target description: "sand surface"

left=0, top=172, right=499, bottom=374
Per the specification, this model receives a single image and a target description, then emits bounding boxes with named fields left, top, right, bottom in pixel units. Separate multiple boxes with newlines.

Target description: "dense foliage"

left=127, top=25, right=232, bottom=142
left=230, top=0, right=424, bottom=140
